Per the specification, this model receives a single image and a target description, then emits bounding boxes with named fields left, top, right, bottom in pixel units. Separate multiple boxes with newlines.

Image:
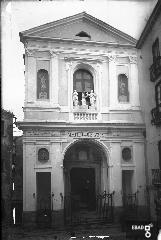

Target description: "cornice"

left=136, top=1, right=161, bottom=49
left=64, top=56, right=104, bottom=63
left=17, top=120, right=145, bottom=131
left=21, top=35, right=136, bottom=48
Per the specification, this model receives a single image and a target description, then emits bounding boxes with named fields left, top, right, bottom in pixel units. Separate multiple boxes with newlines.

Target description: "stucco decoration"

left=118, top=74, right=129, bottom=102
left=37, top=69, right=49, bottom=99
left=49, top=50, right=58, bottom=58
left=122, top=147, right=132, bottom=162
left=108, top=54, right=117, bottom=62
left=38, top=148, right=49, bottom=162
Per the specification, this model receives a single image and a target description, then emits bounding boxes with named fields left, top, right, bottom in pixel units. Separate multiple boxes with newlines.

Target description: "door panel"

left=36, top=172, right=51, bottom=226
left=70, top=168, right=96, bottom=210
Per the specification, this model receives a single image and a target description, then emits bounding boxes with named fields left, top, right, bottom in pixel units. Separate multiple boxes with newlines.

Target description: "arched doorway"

left=63, top=139, right=109, bottom=223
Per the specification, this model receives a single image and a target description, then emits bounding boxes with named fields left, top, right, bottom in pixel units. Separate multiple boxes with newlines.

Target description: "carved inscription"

left=67, top=131, right=110, bottom=138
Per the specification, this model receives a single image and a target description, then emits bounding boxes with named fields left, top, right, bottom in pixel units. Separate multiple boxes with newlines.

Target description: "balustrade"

left=72, top=90, right=98, bottom=121
left=73, top=112, right=98, bottom=121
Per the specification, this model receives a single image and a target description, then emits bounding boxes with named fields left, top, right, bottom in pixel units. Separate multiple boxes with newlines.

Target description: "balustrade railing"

left=73, top=112, right=98, bottom=121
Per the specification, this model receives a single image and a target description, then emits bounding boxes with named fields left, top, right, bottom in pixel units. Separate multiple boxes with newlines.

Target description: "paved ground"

left=2, top=224, right=126, bottom=240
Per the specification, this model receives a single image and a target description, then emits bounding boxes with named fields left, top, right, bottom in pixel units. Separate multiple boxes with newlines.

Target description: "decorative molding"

left=64, top=56, right=103, bottom=64
left=24, top=129, right=144, bottom=139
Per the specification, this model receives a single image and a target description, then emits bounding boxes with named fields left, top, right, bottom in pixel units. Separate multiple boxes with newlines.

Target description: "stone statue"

left=81, top=93, right=86, bottom=106
left=88, top=90, right=96, bottom=107
left=72, top=90, right=78, bottom=106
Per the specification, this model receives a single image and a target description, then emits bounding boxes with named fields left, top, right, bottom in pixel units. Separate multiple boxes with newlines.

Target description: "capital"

left=25, top=47, right=35, bottom=57
left=49, top=50, right=58, bottom=58
left=129, top=56, right=137, bottom=64
left=65, top=61, right=72, bottom=71
left=108, top=54, right=117, bottom=62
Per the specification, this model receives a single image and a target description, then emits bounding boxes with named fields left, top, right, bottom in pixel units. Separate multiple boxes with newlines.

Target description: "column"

left=26, top=49, right=36, bottom=103
left=50, top=51, right=59, bottom=106
left=129, top=56, right=140, bottom=108
left=108, top=55, right=117, bottom=108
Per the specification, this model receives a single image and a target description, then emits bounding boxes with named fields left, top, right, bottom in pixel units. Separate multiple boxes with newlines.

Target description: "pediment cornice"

left=20, top=12, right=137, bottom=46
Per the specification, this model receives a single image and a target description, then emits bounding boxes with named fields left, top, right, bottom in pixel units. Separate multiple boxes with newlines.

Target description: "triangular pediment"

left=20, top=12, right=136, bottom=46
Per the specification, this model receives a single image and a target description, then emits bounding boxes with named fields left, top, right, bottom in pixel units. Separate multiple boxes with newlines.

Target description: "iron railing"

left=64, top=191, right=115, bottom=225
left=96, top=191, right=115, bottom=222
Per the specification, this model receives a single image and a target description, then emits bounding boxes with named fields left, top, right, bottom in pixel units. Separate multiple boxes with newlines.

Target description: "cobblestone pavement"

left=3, top=224, right=126, bottom=240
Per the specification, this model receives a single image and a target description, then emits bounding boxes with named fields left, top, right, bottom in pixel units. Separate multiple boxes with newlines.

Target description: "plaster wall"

left=24, top=41, right=142, bottom=125
left=23, top=143, right=36, bottom=211
left=137, top=13, right=161, bottom=180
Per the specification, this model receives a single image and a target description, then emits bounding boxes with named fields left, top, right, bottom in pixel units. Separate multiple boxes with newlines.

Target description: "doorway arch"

left=63, top=139, right=109, bottom=211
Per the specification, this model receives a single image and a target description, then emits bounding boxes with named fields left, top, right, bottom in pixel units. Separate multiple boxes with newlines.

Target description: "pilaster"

left=108, top=55, right=117, bottom=108
left=129, top=56, right=140, bottom=108
left=25, top=49, right=36, bottom=103
left=66, top=61, right=73, bottom=111
left=51, top=142, right=64, bottom=211
left=50, top=51, right=59, bottom=106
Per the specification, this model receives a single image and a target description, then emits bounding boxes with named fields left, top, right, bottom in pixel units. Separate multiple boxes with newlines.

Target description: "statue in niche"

left=87, top=90, right=96, bottom=107
left=72, top=90, right=78, bottom=106
left=81, top=93, right=87, bottom=106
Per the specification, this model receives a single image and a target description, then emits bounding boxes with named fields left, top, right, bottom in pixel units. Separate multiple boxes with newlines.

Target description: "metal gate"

left=64, top=191, right=115, bottom=225
left=96, top=191, right=115, bottom=222
left=122, top=192, right=138, bottom=220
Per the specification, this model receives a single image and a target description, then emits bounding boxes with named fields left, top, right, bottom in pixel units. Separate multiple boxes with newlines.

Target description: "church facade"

left=18, top=12, right=147, bottom=227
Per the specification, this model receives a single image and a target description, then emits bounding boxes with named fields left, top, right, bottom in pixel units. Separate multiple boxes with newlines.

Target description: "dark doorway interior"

left=122, top=170, right=133, bottom=196
left=70, top=168, right=96, bottom=211
left=36, top=172, right=51, bottom=227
